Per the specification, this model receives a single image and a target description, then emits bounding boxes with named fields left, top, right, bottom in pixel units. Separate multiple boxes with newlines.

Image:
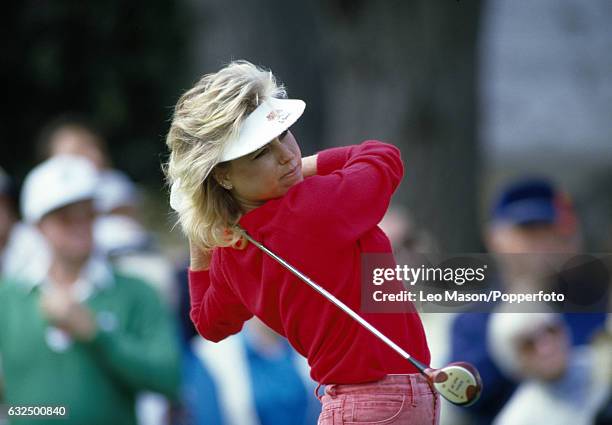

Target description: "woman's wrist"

left=301, top=154, right=318, bottom=178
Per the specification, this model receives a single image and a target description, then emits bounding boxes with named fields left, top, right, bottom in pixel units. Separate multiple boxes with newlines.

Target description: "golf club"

left=240, top=228, right=483, bottom=407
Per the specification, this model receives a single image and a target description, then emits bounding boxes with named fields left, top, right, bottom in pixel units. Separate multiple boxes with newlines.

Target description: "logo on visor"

left=266, top=109, right=290, bottom=124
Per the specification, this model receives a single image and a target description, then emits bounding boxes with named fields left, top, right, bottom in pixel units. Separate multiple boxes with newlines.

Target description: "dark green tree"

left=1, top=0, right=193, bottom=184
left=319, top=0, right=483, bottom=251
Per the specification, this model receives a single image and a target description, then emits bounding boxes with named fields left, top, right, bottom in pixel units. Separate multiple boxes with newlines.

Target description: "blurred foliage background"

left=2, top=0, right=193, bottom=182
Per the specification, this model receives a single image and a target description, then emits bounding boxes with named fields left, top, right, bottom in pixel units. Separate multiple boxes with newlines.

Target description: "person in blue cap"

left=449, top=177, right=607, bottom=425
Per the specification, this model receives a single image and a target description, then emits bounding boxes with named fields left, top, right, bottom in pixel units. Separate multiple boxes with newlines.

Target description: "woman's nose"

left=273, top=140, right=293, bottom=163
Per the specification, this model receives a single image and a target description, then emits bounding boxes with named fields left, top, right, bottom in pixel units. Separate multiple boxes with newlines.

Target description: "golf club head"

left=427, top=362, right=482, bottom=407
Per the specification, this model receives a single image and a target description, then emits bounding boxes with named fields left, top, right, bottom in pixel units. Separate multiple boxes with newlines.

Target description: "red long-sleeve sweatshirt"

left=188, top=140, right=430, bottom=384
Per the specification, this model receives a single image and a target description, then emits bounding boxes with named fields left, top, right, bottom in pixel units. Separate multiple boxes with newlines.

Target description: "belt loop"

left=328, top=384, right=337, bottom=398
left=314, top=383, right=324, bottom=401
left=315, top=383, right=340, bottom=401
left=409, top=374, right=416, bottom=406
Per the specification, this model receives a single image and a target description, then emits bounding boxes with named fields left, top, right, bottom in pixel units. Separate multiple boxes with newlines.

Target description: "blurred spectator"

left=2, top=115, right=117, bottom=285
left=0, top=155, right=180, bottom=425
left=0, top=167, right=16, bottom=425
left=43, top=115, right=181, bottom=425
left=486, top=179, right=581, bottom=292
left=0, top=162, right=51, bottom=284
left=592, top=315, right=612, bottom=425
left=4, top=116, right=180, bottom=424
left=191, top=318, right=319, bottom=425
left=175, top=261, right=199, bottom=346
left=36, top=114, right=178, bottom=306
left=94, top=169, right=149, bottom=257
left=94, top=168, right=178, bottom=308
left=488, top=307, right=609, bottom=425
left=36, top=114, right=111, bottom=171
left=379, top=205, right=439, bottom=263
left=0, top=168, right=17, bottom=275
left=168, top=262, right=224, bottom=425
left=450, top=177, right=607, bottom=425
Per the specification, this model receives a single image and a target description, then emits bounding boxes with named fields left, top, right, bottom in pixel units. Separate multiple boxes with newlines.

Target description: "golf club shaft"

left=241, top=230, right=428, bottom=374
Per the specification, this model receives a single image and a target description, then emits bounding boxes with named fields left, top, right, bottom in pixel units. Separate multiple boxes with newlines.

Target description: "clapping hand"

left=39, top=287, right=97, bottom=341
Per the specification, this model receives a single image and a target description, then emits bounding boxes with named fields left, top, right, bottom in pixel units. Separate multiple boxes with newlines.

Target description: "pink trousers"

left=316, top=374, right=440, bottom=425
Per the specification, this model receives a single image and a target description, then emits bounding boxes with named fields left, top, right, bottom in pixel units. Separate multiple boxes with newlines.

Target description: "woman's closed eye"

left=252, top=130, right=289, bottom=160
left=253, top=146, right=269, bottom=159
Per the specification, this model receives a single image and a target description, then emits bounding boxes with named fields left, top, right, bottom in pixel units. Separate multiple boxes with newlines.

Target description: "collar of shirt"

left=25, top=255, right=115, bottom=302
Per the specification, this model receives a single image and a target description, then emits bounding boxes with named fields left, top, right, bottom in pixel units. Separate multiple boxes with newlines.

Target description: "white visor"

left=219, top=97, right=305, bottom=162
left=169, top=97, right=305, bottom=213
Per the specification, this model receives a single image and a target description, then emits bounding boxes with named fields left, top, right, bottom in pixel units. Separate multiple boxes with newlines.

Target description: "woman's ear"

left=212, top=166, right=233, bottom=190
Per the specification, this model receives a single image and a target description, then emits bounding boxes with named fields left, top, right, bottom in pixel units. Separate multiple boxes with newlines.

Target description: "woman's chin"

left=278, top=172, right=301, bottom=188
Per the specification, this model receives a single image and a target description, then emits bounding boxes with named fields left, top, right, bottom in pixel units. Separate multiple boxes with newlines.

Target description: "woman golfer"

left=166, top=61, right=439, bottom=424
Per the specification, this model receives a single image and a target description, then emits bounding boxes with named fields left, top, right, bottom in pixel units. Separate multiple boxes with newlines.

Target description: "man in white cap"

left=0, top=155, right=180, bottom=425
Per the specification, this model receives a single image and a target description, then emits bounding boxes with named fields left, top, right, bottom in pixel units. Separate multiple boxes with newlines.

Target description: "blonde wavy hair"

left=164, top=60, right=286, bottom=249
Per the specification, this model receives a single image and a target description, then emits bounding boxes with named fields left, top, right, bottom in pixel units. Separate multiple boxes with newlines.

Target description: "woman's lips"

left=282, top=164, right=299, bottom=179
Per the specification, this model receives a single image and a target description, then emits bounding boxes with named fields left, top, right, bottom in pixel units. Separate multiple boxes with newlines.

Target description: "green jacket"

left=0, top=272, right=181, bottom=425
